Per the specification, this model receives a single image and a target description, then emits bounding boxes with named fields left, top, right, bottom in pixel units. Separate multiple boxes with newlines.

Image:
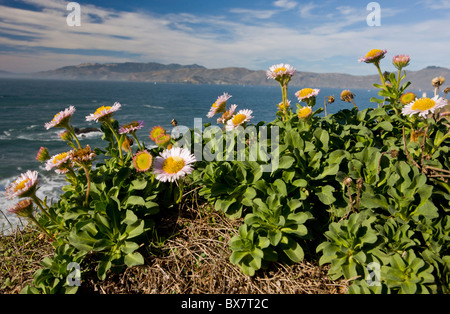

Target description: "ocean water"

left=0, top=78, right=427, bottom=233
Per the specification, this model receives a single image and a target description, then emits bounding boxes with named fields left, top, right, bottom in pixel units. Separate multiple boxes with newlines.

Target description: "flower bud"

left=36, top=147, right=50, bottom=163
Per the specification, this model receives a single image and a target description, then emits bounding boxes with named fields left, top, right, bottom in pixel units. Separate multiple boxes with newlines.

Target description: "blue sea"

left=0, top=78, right=430, bottom=233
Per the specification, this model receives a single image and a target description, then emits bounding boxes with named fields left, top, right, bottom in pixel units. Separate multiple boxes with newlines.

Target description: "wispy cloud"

left=298, top=3, right=317, bottom=18
left=422, top=0, right=450, bottom=9
left=273, top=0, right=298, bottom=10
left=0, top=0, right=449, bottom=75
left=228, top=8, right=278, bottom=20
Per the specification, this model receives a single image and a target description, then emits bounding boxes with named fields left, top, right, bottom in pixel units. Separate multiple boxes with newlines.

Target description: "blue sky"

left=0, top=0, right=449, bottom=75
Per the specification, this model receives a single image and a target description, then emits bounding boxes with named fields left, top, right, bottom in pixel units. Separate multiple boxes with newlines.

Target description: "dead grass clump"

left=0, top=225, right=54, bottom=293
left=1, top=203, right=347, bottom=294
left=81, top=205, right=347, bottom=294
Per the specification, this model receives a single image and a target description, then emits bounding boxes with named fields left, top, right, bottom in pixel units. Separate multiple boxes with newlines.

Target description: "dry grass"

left=0, top=224, right=54, bottom=293
left=1, top=202, right=348, bottom=294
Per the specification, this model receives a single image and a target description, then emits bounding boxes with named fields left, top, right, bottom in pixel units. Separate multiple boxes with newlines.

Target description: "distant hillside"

left=34, top=62, right=450, bottom=90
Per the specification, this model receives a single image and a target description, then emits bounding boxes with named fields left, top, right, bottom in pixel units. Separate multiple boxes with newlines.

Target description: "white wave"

left=0, top=172, right=65, bottom=235
left=77, top=131, right=102, bottom=140
left=0, top=130, right=11, bottom=140
left=143, top=105, right=165, bottom=110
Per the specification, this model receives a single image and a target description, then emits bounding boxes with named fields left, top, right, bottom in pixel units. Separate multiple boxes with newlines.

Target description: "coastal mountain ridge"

left=2, top=62, right=449, bottom=90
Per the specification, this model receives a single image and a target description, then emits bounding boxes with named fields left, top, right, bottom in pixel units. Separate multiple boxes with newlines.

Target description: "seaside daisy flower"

left=7, top=199, right=34, bottom=218
left=153, top=147, right=196, bottom=182
left=44, top=106, right=76, bottom=130
left=119, top=120, right=144, bottom=135
left=444, top=87, right=450, bottom=98
left=133, top=150, right=153, bottom=172
left=59, top=130, right=72, bottom=142
left=86, top=102, right=121, bottom=123
left=402, top=96, right=448, bottom=119
left=150, top=126, right=166, bottom=142
left=327, top=96, right=335, bottom=104
left=207, top=93, right=232, bottom=118
left=340, top=90, right=355, bottom=103
left=358, top=49, right=387, bottom=64
left=217, top=104, right=238, bottom=124
left=122, top=136, right=133, bottom=153
left=400, top=92, right=417, bottom=105
left=69, top=145, right=96, bottom=165
left=298, top=106, right=313, bottom=119
left=266, top=64, right=296, bottom=81
left=432, top=76, right=446, bottom=88
left=45, top=152, right=71, bottom=172
left=226, top=109, right=254, bottom=131
left=5, top=170, right=39, bottom=200
left=155, top=133, right=171, bottom=146
left=392, top=55, right=410, bottom=70
left=295, top=88, right=320, bottom=102
left=36, top=147, right=50, bottom=163
left=276, top=100, right=291, bottom=112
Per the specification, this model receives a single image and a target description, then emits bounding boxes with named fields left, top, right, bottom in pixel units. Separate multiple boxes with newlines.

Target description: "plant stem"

left=67, top=125, right=82, bottom=149
left=132, top=133, right=143, bottom=151
left=28, top=214, right=56, bottom=241
left=375, top=62, right=387, bottom=90
left=281, top=83, right=289, bottom=121
left=397, top=68, right=402, bottom=91
left=30, top=194, right=58, bottom=225
left=82, top=165, right=91, bottom=207
left=105, top=121, right=124, bottom=160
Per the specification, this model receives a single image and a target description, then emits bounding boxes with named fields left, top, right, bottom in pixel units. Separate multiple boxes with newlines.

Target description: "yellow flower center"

left=299, top=88, right=314, bottom=98
left=274, top=66, right=287, bottom=74
left=53, top=152, right=68, bottom=164
left=365, top=49, right=384, bottom=58
left=162, top=156, right=185, bottom=174
left=212, top=101, right=227, bottom=113
left=411, top=98, right=436, bottom=112
left=400, top=93, right=416, bottom=105
left=150, top=127, right=165, bottom=140
left=232, top=113, right=247, bottom=125
left=15, top=179, right=30, bottom=192
left=95, top=106, right=111, bottom=115
left=298, top=107, right=312, bottom=118
left=135, top=153, right=152, bottom=170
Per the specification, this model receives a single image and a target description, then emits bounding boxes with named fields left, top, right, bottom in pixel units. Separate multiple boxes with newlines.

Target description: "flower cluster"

left=402, top=96, right=447, bottom=119
left=266, top=63, right=296, bottom=83
left=119, top=120, right=144, bottom=135
left=153, top=147, right=196, bottom=182
left=358, top=49, right=387, bottom=64
left=393, top=54, right=410, bottom=70
left=149, top=125, right=172, bottom=148
left=86, top=103, right=121, bottom=123
left=295, top=88, right=320, bottom=118
left=206, top=93, right=254, bottom=130
left=207, top=93, right=232, bottom=118
left=5, top=170, right=39, bottom=200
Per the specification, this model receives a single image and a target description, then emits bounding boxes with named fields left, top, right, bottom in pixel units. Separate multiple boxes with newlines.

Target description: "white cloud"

left=422, top=0, right=450, bottom=9
left=273, top=0, right=298, bottom=10
left=0, top=1, right=449, bottom=75
left=228, top=8, right=278, bottom=19
left=298, top=3, right=317, bottom=18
